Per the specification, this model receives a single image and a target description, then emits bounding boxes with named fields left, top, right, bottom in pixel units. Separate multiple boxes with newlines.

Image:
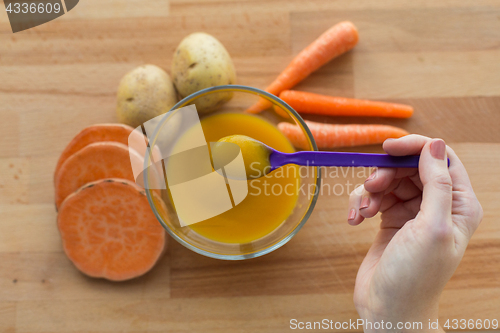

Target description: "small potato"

left=117, top=64, right=177, bottom=129
left=172, top=33, right=236, bottom=114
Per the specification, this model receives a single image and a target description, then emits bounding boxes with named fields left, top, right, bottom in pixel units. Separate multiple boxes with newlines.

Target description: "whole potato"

left=116, top=64, right=177, bottom=129
left=172, top=33, right=236, bottom=114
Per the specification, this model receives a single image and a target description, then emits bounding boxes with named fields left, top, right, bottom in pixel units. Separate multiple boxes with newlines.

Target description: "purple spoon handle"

left=270, top=151, right=423, bottom=170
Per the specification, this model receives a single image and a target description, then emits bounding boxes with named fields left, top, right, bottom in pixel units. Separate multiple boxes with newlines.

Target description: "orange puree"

left=214, top=134, right=272, bottom=179
left=172, top=113, right=299, bottom=244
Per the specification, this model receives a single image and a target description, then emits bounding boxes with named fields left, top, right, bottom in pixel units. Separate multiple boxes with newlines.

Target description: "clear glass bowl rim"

left=144, top=84, right=322, bottom=260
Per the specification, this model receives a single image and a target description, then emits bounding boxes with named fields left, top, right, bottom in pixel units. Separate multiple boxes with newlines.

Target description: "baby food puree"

left=214, top=134, right=272, bottom=179
left=169, top=113, right=300, bottom=244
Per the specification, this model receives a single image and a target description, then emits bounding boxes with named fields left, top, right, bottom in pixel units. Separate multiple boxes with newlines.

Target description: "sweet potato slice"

left=55, top=142, right=143, bottom=209
left=54, top=124, right=147, bottom=180
left=57, top=179, right=167, bottom=281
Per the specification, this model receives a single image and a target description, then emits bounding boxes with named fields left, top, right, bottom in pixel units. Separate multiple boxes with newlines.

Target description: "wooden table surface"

left=1, top=0, right=500, bottom=332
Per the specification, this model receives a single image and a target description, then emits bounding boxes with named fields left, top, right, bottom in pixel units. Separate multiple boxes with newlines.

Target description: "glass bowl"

left=144, top=85, right=321, bottom=260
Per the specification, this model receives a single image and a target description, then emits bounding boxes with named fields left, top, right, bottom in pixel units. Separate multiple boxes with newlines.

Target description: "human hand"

left=348, top=135, right=483, bottom=332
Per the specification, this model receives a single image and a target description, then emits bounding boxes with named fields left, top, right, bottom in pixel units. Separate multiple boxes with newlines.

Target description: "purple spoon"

left=212, top=135, right=448, bottom=180
left=270, top=150, right=420, bottom=171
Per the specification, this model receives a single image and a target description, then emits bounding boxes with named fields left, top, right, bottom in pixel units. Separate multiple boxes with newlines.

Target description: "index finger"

left=383, top=134, right=431, bottom=156
left=385, top=135, right=473, bottom=191
left=446, top=146, right=473, bottom=191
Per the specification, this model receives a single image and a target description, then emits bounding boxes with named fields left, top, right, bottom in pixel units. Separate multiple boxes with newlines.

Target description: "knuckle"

left=464, top=200, right=483, bottom=238
left=360, top=208, right=376, bottom=219
left=464, top=192, right=483, bottom=225
left=475, top=201, right=484, bottom=224
left=352, top=184, right=365, bottom=196
left=432, top=173, right=453, bottom=193
left=411, top=134, right=429, bottom=141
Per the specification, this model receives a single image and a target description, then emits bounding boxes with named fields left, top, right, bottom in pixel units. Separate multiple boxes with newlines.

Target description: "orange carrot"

left=55, top=142, right=143, bottom=209
left=279, top=90, right=414, bottom=118
left=54, top=124, right=143, bottom=181
left=57, top=178, right=167, bottom=281
left=278, top=121, right=409, bottom=149
left=247, top=21, right=359, bottom=114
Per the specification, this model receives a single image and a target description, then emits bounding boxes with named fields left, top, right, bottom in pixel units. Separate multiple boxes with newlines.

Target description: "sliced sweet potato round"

left=57, top=178, right=167, bottom=281
left=55, top=142, right=143, bottom=209
left=54, top=124, right=149, bottom=180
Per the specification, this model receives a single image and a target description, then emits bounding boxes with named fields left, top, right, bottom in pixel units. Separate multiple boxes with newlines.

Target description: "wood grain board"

left=1, top=0, right=500, bottom=332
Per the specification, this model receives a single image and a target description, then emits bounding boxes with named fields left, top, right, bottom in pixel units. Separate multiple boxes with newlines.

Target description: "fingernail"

left=360, top=197, right=370, bottom=209
left=366, top=172, right=376, bottom=182
left=348, top=209, right=356, bottom=221
left=430, top=139, right=446, bottom=160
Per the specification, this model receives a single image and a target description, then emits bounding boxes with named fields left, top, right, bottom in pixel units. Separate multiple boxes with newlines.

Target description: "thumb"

left=418, top=139, right=453, bottom=231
